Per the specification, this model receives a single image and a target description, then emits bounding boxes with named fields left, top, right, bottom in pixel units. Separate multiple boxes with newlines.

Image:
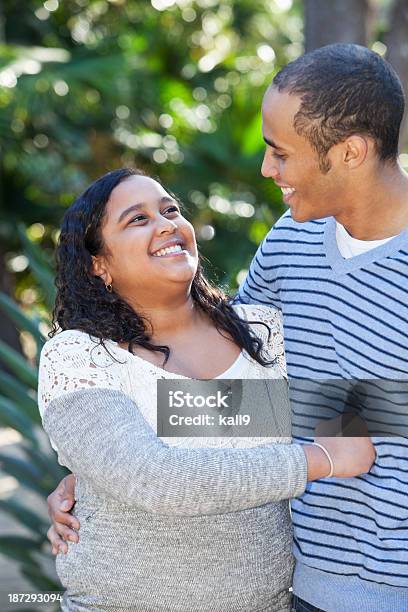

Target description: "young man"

left=237, top=43, right=408, bottom=611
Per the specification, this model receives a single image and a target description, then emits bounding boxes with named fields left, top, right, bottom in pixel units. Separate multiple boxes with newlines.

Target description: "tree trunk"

left=385, top=0, right=408, bottom=150
left=304, top=0, right=369, bottom=52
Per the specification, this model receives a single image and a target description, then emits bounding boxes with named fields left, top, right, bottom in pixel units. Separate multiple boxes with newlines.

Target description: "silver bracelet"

left=312, top=442, right=334, bottom=478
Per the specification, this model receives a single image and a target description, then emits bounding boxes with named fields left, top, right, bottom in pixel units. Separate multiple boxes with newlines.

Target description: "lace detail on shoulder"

left=233, top=304, right=286, bottom=376
left=38, top=330, right=126, bottom=418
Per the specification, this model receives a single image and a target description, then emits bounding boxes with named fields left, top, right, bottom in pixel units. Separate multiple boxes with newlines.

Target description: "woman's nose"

left=157, top=217, right=178, bottom=234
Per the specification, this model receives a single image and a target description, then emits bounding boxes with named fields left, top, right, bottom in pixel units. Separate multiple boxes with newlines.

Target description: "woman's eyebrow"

left=117, top=197, right=177, bottom=223
left=117, top=203, right=144, bottom=223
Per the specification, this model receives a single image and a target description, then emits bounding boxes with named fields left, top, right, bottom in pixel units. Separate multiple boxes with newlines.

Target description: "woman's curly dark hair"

left=50, top=167, right=274, bottom=368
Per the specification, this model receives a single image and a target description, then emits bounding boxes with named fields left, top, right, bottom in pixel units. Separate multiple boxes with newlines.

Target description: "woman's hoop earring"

left=105, top=283, right=113, bottom=293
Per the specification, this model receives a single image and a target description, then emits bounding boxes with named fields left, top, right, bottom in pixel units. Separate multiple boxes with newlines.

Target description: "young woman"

left=39, top=168, right=375, bottom=611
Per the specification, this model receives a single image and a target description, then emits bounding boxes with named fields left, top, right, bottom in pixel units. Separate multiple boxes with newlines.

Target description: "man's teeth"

left=153, top=244, right=183, bottom=257
left=281, top=187, right=295, bottom=196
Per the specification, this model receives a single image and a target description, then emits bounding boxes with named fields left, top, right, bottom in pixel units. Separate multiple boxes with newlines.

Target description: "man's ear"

left=91, top=255, right=111, bottom=285
left=343, top=135, right=369, bottom=169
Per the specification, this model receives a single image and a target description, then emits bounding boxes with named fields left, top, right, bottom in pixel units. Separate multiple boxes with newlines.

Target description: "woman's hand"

left=47, top=473, right=79, bottom=555
left=304, top=435, right=376, bottom=481
left=316, top=436, right=376, bottom=478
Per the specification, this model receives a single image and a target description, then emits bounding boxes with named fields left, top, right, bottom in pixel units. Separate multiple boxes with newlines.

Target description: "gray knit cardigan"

left=40, top=306, right=307, bottom=612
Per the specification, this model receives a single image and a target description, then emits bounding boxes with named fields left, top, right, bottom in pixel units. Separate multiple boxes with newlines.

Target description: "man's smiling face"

left=261, top=87, right=345, bottom=223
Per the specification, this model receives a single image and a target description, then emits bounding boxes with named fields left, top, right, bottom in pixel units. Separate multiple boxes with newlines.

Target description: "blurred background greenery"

left=0, top=0, right=407, bottom=607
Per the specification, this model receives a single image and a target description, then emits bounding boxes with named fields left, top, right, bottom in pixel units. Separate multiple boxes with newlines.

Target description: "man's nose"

left=261, top=153, right=280, bottom=180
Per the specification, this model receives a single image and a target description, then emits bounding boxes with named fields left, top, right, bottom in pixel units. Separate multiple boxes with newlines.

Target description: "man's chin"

left=289, top=204, right=326, bottom=224
left=289, top=206, right=311, bottom=223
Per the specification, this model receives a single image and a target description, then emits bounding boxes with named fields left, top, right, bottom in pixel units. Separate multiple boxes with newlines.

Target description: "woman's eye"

left=164, top=206, right=180, bottom=215
left=127, top=206, right=180, bottom=224
left=128, top=215, right=147, bottom=223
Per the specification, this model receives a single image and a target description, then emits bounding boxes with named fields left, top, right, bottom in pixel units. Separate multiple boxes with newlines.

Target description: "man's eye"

left=272, top=151, right=286, bottom=160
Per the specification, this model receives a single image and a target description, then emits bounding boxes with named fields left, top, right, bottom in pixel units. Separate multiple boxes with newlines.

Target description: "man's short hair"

left=272, top=43, right=405, bottom=171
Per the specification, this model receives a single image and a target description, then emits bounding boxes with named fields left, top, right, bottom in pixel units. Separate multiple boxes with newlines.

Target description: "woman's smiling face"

left=91, top=175, right=198, bottom=304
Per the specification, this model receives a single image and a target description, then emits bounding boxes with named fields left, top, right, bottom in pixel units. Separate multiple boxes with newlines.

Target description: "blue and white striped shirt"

left=237, top=211, right=408, bottom=611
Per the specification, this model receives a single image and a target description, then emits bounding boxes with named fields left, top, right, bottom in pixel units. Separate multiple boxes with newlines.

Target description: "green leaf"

left=0, top=396, right=38, bottom=446
left=0, top=499, right=48, bottom=535
left=0, top=536, right=38, bottom=564
left=21, top=563, right=62, bottom=592
left=0, top=339, right=38, bottom=389
left=23, top=445, right=68, bottom=484
left=0, top=454, right=45, bottom=496
left=0, top=370, right=41, bottom=425
left=0, top=292, right=45, bottom=347
left=17, top=224, right=53, bottom=271
left=17, top=225, right=56, bottom=311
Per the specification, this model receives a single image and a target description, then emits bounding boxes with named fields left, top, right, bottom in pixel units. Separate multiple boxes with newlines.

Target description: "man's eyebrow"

left=117, top=197, right=177, bottom=223
left=263, top=136, right=286, bottom=151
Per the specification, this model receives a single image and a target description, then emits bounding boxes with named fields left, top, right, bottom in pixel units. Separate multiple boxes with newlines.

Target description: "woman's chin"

left=157, top=263, right=197, bottom=284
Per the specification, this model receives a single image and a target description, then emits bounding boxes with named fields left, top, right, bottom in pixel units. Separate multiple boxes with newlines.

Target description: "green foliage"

left=0, top=0, right=302, bottom=295
left=0, top=230, right=67, bottom=605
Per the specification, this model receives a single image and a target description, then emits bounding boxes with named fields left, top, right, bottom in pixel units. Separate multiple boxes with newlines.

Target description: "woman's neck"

left=134, top=296, right=202, bottom=341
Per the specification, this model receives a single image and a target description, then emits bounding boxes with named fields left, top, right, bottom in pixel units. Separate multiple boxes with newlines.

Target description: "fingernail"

left=61, top=500, right=71, bottom=510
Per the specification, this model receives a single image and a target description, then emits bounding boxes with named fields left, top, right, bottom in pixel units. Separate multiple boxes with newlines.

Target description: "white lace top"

left=38, top=304, right=286, bottom=450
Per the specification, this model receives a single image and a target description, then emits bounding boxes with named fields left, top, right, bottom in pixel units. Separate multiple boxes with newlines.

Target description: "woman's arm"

left=43, top=387, right=375, bottom=517
left=43, top=387, right=308, bottom=515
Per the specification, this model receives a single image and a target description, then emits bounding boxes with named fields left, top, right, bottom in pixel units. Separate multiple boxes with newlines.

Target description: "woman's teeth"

left=153, top=244, right=183, bottom=257
left=281, top=187, right=295, bottom=196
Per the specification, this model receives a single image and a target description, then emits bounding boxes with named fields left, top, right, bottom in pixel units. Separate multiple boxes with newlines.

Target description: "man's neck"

left=335, top=163, right=408, bottom=240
